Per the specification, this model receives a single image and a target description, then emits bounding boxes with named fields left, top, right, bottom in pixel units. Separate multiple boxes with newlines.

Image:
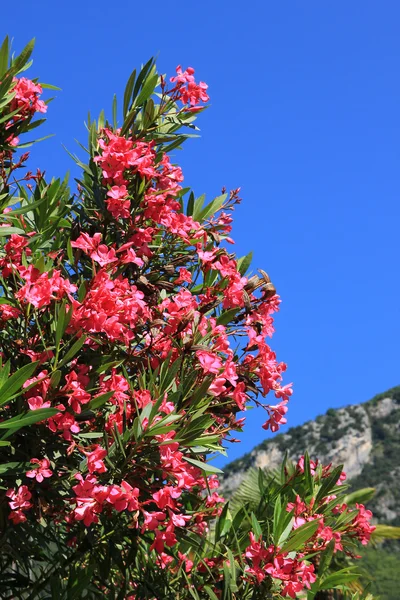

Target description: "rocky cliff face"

left=222, top=386, right=400, bottom=524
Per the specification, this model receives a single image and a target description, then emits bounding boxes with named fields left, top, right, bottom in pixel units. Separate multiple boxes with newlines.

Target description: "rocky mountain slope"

left=222, top=385, right=400, bottom=525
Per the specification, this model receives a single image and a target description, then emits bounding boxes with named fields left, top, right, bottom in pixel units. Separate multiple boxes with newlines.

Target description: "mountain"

left=223, top=385, right=400, bottom=525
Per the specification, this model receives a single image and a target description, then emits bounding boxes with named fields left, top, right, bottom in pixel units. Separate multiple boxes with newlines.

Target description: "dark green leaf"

left=0, top=408, right=58, bottom=430
left=0, top=361, right=39, bottom=406
left=58, top=336, right=87, bottom=368
left=281, top=519, right=320, bottom=553
left=0, top=36, right=9, bottom=77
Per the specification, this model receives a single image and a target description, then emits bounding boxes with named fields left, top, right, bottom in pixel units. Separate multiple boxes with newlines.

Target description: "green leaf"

left=5, top=194, right=48, bottom=216
left=50, top=370, right=61, bottom=389
left=319, top=570, right=360, bottom=590
left=55, top=301, right=73, bottom=348
left=135, top=73, right=158, bottom=108
left=146, top=414, right=182, bottom=437
left=0, top=359, right=10, bottom=389
left=318, top=539, right=335, bottom=577
left=342, top=487, right=376, bottom=506
left=303, top=451, right=314, bottom=493
left=216, top=308, right=240, bottom=326
left=183, top=456, right=223, bottom=474
left=198, top=193, right=227, bottom=222
left=88, top=391, right=115, bottom=411
left=57, top=336, right=87, bottom=368
left=0, top=408, right=58, bottom=430
left=123, top=68, right=136, bottom=117
left=204, top=586, right=219, bottom=600
left=40, top=83, right=62, bottom=91
left=315, top=465, right=344, bottom=504
left=277, top=516, right=294, bottom=546
left=281, top=519, right=320, bottom=553
left=370, top=524, right=400, bottom=543
left=251, top=512, right=263, bottom=539
left=192, top=194, right=206, bottom=221
left=112, top=94, right=118, bottom=129
left=215, top=502, right=232, bottom=542
left=186, top=191, right=195, bottom=216
left=0, top=361, right=39, bottom=406
left=0, top=461, right=24, bottom=474
left=237, top=251, right=253, bottom=276
left=132, top=58, right=154, bottom=103
left=9, top=38, right=35, bottom=76
left=0, top=36, right=9, bottom=77
left=0, top=226, right=26, bottom=237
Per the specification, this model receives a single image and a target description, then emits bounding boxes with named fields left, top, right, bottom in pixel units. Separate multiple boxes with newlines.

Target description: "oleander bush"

left=0, top=37, right=377, bottom=599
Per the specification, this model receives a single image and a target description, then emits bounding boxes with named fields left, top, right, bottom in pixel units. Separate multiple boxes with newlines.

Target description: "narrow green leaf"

left=315, top=465, right=344, bottom=504
left=0, top=408, right=58, bottom=429
left=57, top=336, right=87, bottom=368
left=88, top=391, right=115, bottom=410
left=5, top=194, right=48, bottom=216
left=277, top=517, right=294, bottom=546
left=186, top=191, right=195, bottom=216
left=251, top=512, right=263, bottom=539
left=342, top=487, right=376, bottom=506
left=9, top=38, right=35, bottom=76
left=304, top=451, right=314, bottom=493
left=112, top=94, right=118, bottom=129
left=0, top=226, right=26, bottom=237
left=204, top=586, right=219, bottom=600
left=216, top=308, right=240, bottom=326
left=40, top=83, right=61, bottom=91
left=192, top=194, right=206, bottom=221
left=0, top=360, right=10, bottom=389
left=198, top=193, right=227, bottom=222
left=132, top=58, right=154, bottom=102
left=281, top=519, right=320, bottom=553
left=215, top=502, right=232, bottom=542
left=237, top=251, right=253, bottom=276
left=123, top=68, right=136, bottom=117
left=0, top=36, right=9, bottom=77
left=319, top=570, right=360, bottom=590
left=0, top=461, right=24, bottom=474
left=0, top=361, right=39, bottom=406
left=135, top=73, right=158, bottom=108
left=183, top=456, right=223, bottom=474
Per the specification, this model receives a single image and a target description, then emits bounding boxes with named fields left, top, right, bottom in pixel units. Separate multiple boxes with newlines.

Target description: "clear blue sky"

left=3, top=1, right=400, bottom=466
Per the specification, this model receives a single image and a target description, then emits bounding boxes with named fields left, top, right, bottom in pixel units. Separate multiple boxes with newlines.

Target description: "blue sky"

left=3, top=1, right=400, bottom=466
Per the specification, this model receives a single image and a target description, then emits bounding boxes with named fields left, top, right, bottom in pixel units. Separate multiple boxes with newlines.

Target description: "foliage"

left=359, top=546, right=400, bottom=600
left=0, top=36, right=378, bottom=599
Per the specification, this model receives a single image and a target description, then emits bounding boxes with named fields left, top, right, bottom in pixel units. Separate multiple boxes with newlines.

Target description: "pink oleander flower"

left=85, top=445, right=108, bottom=474
left=11, top=77, right=47, bottom=116
left=6, top=485, right=32, bottom=514
left=26, top=458, right=53, bottom=482
left=262, top=401, right=288, bottom=432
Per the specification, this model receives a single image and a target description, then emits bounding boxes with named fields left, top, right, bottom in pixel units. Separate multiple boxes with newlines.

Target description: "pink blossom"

left=11, top=77, right=47, bottom=116
left=107, top=481, right=140, bottom=512
left=26, top=458, right=53, bottom=482
left=85, top=445, right=107, bottom=474
left=262, top=401, right=288, bottom=432
left=196, top=350, right=222, bottom=374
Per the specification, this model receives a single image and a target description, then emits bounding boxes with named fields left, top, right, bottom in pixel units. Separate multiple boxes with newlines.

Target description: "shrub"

left=0, top=37, right=376, bottom=599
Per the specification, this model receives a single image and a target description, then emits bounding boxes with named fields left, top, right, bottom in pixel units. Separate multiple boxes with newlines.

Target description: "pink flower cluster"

left=170, top=66, right=209, bottom=109
left=11, top=77, right=47, bottom=117
left=244, top=532, right=316, bottom=598
left=6, top=485, right=33, bottom=524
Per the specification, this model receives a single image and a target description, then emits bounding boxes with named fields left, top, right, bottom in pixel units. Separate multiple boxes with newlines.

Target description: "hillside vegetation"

left=223, top=386, right=400, bottom=599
